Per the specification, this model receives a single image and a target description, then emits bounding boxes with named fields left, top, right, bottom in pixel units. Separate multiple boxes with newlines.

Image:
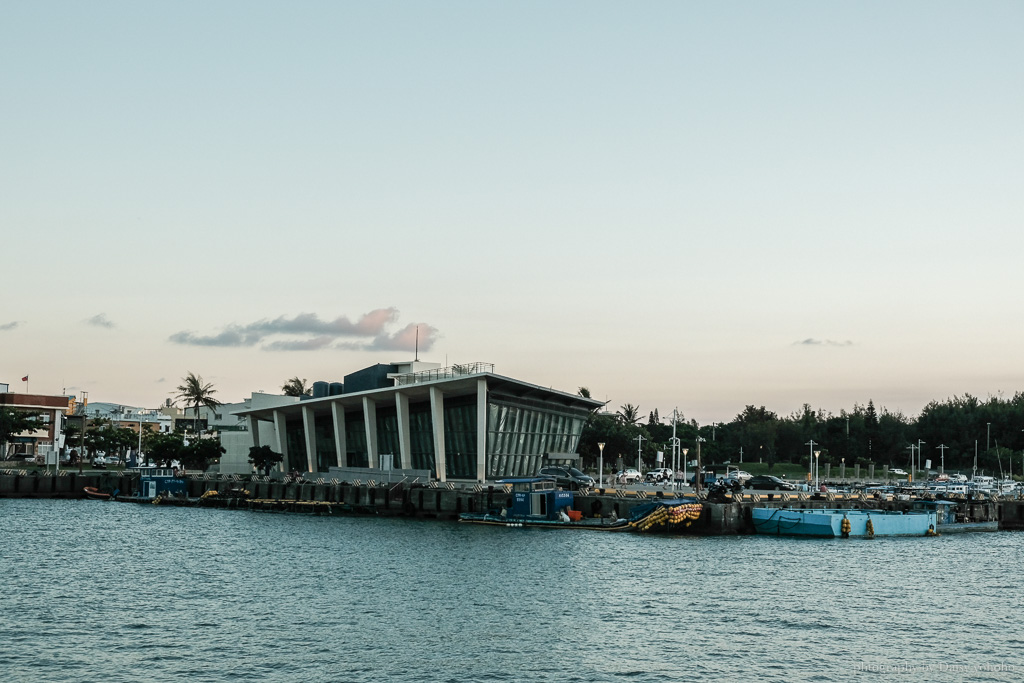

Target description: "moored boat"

left=752, top=507, right=937, bottom=537
left=83, top=486, right=114, bottom=500
left=459, top=477, right=630, bottom=530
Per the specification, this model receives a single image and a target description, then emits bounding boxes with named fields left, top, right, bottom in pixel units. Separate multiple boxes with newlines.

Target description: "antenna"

left=415, top=325, right=419, bottom=361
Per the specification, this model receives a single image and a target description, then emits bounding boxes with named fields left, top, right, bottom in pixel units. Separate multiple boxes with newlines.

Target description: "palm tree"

left=282, top=377, right=311, bottom=397
left=175, top=372, right=222, bottom=435
left=617, top=403, right=641, bottom=425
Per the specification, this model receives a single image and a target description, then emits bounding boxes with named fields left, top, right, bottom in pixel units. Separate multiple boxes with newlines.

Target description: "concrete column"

left=476, top=377, right=488, bottom=483
left=362, top=396, right=378, bottom=469
left=395, top=392, right=411, bottom=470
left=331, top=402, right=347, bottom=468
left=247, top=416, right=261, bottom=448
left=273, top=409, right=289, bottom=473
left=430, top=386, right=446, bottom=482
left=301, top=405, right=316, bottom=473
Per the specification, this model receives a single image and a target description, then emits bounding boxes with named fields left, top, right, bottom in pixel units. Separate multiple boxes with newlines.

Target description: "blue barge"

left=752, top=508, right=937, bottom=537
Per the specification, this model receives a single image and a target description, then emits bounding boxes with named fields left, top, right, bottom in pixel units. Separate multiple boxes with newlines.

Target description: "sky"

left=2, top=1, right=1022, bottom=424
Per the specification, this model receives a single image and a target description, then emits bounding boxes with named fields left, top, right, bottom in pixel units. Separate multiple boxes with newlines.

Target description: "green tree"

left=175, top=372, right=223, bottom=434
left=248, top=445, right=283, bottom=475
left=577, top=386, right=592, bottom=399
left=616, top=403, right=641, bottom=425
left=282, top=377, right=312, bottom=397
left=180, top=438, right=225, bottom=471
left=143, top=431, right=185, bottom=467
left=1, top=407, right=40, bottom=458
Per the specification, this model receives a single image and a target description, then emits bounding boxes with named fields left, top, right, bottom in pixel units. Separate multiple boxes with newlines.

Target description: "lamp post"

left=598, top=442, right=605, bottom=487
left=907, top=444, right=916, bottom=482
left=917, top=439, right=926, bottom=479
left=805, top=440, right=818, bottom=486
left=695, top=437, right=705, bottom=494
left=814, top=450, right=821, bottom=489
left=937, top=444, right=948, bottom=475
left=669, top=408, right=680, bottom=488
left=841, top=457, right=845, bottom=481
left=682, top=448, right=689, bottom=488
left=635, top=434, right=646, bottom=477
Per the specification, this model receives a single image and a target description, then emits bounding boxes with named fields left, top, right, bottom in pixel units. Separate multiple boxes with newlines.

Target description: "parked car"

left=614, top=469, right=642, bottom=484
left=537, top=466, right=595, bottom=490
left=725, top=468, right=752, bottom=484
left=745, top=475, right=798, bottom=491
left=890, top=468, right=908, bottom=476
left=644, top=467, right=673, bottom=483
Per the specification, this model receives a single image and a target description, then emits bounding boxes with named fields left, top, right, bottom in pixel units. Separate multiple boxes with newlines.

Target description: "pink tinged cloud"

left=168, top=309, right=437, bottom=353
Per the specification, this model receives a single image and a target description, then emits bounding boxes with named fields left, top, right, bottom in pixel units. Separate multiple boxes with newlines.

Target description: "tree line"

left=576, top=389, right=1024, bottom=478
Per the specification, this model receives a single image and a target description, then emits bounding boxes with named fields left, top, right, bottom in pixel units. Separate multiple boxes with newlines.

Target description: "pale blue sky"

left=2, top=1, right=1022, bottom=423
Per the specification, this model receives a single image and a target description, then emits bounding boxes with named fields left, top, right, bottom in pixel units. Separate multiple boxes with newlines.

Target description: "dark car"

left=537, top=466, right=595, bottom=490
left=745, top=475, right=797, bottom=491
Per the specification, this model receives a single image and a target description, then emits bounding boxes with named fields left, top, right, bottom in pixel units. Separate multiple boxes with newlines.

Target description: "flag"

left=21, top=375, right=28, bottom=382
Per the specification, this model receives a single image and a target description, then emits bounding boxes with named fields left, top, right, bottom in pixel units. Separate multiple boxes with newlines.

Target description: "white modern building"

left=235, top=361, right=601, bottom=483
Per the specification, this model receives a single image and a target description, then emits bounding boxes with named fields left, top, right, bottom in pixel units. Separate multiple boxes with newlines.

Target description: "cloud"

left=793, top=338, right=854, bottom=347
left=169, top=309, right=439, bottom=353
left=85, top=313, right=115, bottom=329
left=367, top=323, right=440, bottom=352
left=0, top=321, right=22, bottom=331
left=264, top=336, right=336, bottom=351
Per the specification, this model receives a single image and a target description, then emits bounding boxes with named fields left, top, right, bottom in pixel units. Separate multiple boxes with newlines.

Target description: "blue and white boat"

left=459, top=477, right=629, bottom=530
left=751, top=508, right=937, bottom=537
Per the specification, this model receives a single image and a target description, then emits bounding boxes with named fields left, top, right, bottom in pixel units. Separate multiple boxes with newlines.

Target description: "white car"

left=644, top=468, right=673, bottom=483
left=891, top=468, right=908, bottom=476
left=725, top=469, right=752, bottom=484
left=614, top=469, right=642, bottom=484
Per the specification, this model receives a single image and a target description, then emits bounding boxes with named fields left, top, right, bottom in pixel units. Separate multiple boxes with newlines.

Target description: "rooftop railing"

left=393, top=362, right=495, bottom=386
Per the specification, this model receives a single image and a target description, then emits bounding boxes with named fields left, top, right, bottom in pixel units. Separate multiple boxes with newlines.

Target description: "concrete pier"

left=2, top=472, right=1005, bottom=535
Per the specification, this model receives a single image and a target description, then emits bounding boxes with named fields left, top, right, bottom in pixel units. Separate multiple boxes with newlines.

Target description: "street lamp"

left=598, top=442, right=606, bottom=488
left=695, top=437, right=706, bottom=493
left=635, top=434, right=646, bottom=476
left=814, top=450, right=821, bottom=489
left=682, top=448, right=689, bottom=487
left=805, top=440, right=818, bottom=485
left=841, top=457, right=845, bottom=481
left=917, top=439, right=926, bottom=479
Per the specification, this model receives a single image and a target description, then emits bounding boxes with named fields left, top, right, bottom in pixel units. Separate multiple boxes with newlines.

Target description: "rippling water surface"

left=2, top=499, right=1021, bottom=682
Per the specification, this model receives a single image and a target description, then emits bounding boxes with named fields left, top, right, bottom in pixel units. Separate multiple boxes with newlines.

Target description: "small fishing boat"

left=459, top=477, right=630, bottom=530
left=752, top=508, right=937, bottom=537
left=83, top=486, right=114, bottom=500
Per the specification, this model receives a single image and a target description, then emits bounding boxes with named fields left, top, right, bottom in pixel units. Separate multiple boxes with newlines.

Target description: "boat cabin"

left=911, top=499, right=957, bottom=524
left=130, top=467, right=188, bottom=499
left=500, top=477, right=574, bottom=521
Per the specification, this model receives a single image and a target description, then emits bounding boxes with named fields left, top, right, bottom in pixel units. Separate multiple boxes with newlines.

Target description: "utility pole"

left=937, top=444, right=948, bottom=474
left=635, top=434, right=646, bottom=475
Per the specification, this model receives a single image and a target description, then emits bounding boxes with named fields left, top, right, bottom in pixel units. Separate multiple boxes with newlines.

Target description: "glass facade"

left=442, top=397, right=477, bottom=479
left=376, top=406, right=400, bottom=466
left=284, top=419, right=307, bottom=471
left=345, top=412, right=368, bottom=468
left=313, top=414, right=336, bottom=472
left=485, top=399, right=586, bottom=479
left=408, top=402, right=435, bottom=474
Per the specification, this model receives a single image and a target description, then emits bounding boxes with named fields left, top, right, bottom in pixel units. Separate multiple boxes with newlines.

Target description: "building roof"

left=235, top=369, right=602, bottom=420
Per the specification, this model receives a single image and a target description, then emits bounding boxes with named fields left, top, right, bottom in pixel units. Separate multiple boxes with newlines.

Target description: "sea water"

left=1, top=499, right=1020, bottom=682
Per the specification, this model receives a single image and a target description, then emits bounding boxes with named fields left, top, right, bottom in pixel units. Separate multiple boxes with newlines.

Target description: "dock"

left=3, top=471, right=1011, bottom=534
